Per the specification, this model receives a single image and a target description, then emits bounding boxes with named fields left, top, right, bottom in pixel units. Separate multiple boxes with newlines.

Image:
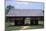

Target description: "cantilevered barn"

left=5, top=2, right=44, bottom=26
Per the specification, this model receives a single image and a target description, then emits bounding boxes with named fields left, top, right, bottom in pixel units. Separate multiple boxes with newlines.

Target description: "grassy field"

left=5, top=22, right=44, bottom=31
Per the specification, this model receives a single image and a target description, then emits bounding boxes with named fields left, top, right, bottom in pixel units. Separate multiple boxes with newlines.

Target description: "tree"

left=7, top=5, right=14, bottom=10
left=5, top=5, right=14, bottom=22
left=5, top=5, right=14, bottom=15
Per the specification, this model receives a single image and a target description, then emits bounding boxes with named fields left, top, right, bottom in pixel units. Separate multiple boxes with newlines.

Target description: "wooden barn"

left=6, top=9, right=44, bottom=26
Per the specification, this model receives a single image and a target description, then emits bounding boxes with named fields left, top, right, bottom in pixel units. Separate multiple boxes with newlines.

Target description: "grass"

left=5, top=22, right=44, bottom=31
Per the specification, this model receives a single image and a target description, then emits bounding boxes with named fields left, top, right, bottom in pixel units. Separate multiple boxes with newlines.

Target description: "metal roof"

left=6, top=9, right=43, bottom=16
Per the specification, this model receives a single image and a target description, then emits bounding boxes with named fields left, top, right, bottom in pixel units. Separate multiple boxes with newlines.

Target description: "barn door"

left=31, top=19, right=38, bottom=25
left=15, top=17, right=24, bottom=26
left=24, top=18, right=31, bottom=25
left=35, top=19, right=38, bottom=25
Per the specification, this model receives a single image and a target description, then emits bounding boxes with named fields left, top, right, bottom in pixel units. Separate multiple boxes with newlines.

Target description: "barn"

left=5, top=2, right=44, bottom=26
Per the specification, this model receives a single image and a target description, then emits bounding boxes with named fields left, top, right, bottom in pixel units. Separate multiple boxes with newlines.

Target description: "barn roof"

left=6, top=9, right=43, bottom=16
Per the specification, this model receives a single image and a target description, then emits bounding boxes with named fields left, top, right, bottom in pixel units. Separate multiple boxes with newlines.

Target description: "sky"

left=6, top=0, right=44, bottom=10
left=16, top=0, right=43, bottom=2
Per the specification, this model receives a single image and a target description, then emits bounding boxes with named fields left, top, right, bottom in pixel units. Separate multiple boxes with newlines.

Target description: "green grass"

left=5, top=22, right=23, bottom=31
left=5, top=22, right=44, bottom=31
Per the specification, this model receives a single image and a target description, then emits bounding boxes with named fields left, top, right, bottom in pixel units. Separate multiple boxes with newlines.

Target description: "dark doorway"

left=31, top=19, right=38, bottom=25
left=14, top=17, right=25, bottom=26
left=35, top=19, right=38, bottom=25
left=31, top=20, right=34, bottom=25
left=15, top=20, right=24, bottom=26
